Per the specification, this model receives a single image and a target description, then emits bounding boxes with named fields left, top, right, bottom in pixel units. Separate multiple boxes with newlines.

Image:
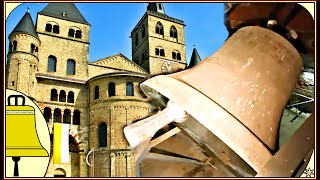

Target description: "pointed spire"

left=147, top=3, right=166, bottom=14
left=39, top=3, right=89, bottom=25
left=10, top=11, right=39, bottom=40
left=188, top=47, right=201, bottom=69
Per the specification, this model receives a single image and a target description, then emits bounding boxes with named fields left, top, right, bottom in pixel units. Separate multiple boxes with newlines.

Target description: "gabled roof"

left=10, top=12, right=39, bottom=40
left=39, top=3, right=89, bottom=25
left=90, top=54, right=149, bottom=75
left=188, top=48, right=201, bottom=69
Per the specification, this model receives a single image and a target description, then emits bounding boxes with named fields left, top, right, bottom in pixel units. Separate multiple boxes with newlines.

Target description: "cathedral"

left=6, top=2, right=201, bottom=177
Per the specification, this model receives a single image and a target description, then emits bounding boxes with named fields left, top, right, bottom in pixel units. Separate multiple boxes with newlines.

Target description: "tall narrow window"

left=94, top=86, right=99, bottom=99
left=108, top=82, right=115, bottom=97
left=30, top=44, right=35, bottom=54
left=9, top=42, right=13, bottom=52
left=170, top=26, right=178, bottom=39
left=51, top=89, right=58, bottom=101
left=135, top=33, right=139, bottom=46
left=73, top=110, right=80, bottom=125
left=68, top=29, right=75, bottom=37
left=45, top=24, right=52, bottom=32
left=63, top=109, right=71, bottom=124
left=44, top=107, right=51, bottom=123
left=155, top=48, right=160, bottom=55
left=156, top=22, right=163, bottom=36
left=141, top=24, right=146, bottom=38
left=53, top=25, right=59, bottom=34
left=160, top=49, right=165, bottom=57
left=75, top=30, right=82, bottom=38
left=158, top=4, right=162, bottom=10
left=98, top=123, right=107, bottom=147
left=48, top=55, right=57, bottom=72
left=13, top=41, right=17, bottom=51
left=67, top=59, right=76, bottom=75
left=67, top=91, right=74, bottom=103
left=59, top=90, right=66, bottom=102
left=126, top=82, right=134, bottom=96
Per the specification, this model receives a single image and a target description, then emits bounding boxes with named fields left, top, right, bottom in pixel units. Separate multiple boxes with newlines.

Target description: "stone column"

left=71, top=112, right=74, bottom=125
left=51, top=110, right=54, bottom=124
left=110, top=153, right=116, bottom=177
left=61, top=111, right=64, bottom=123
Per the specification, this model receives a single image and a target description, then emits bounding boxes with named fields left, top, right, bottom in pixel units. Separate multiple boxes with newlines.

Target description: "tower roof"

left=147, top=3, right=166, bottom=14
left=10, top=11, right=39, bottom=39
left=188, top=48, right=201, bottom=69
left=39, top=3, right=89, bottom=25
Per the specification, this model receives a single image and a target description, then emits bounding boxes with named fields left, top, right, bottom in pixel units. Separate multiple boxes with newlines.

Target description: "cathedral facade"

left=6, top=3, right=200, bottom=177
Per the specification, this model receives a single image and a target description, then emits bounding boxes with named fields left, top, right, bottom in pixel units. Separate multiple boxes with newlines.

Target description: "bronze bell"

left=124, top=26, right=303, bottom=176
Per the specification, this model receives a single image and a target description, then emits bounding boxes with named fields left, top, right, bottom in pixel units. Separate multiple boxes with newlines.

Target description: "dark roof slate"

left=188, top=48, right=201, bottom=69
left=10, top=12, right=39, bottom=40
left=39, top=3, right=89, bottom=25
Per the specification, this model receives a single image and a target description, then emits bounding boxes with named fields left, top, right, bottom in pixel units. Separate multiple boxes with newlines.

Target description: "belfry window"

left=156, top=22, right=164, bottom=36
left=53, top=25, right=60, bottom=34
left=73, top=110, right=80, bottom=125
left=98, top=123, right=107, bottom=147
left=75, top=30, right=82, bottom=38
left=126, top=82, right=134, bottom=96
left=155, top=48, right=160, bottom=56
left=66, top=59, right=76, bottom=75
left=172, top=51, right=181, bottom=60
left=160, top=49, right=165, bottom=57
left=48, top=55, right=57, bottom=72
left=68, top=28, right=82, bottom=39
left=142, top=24, right=146, bottom=39
left=68, top=29, right=75, bottom=37
left=59, top=90, right=66, bottom=102
left=170, top=26, right=178, bottom=39
left=45, top=24, right=52, bottom=32
left=63, top=109, right=71, bottom=124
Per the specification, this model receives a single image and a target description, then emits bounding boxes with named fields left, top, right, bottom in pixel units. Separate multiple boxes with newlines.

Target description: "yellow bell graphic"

left=6, top=95, right=49, bottom=176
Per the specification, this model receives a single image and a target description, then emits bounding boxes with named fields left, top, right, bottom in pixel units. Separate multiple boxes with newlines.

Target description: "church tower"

left=6, top=11, right=40, bottom=99
left=131, top=3, right=187, bottom=75
left=35, top=3, right=90, bottom=80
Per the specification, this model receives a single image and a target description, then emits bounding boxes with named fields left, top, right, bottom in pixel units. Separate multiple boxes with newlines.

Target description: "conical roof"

left=39, top=3, right=89, bottom=25
left=187, top=48, right=201, bottom=68
left=10, top=12, right=39, bottom=40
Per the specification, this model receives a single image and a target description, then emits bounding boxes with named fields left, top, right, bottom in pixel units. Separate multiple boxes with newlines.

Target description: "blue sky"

left=5, top=3, right=228, bottom=64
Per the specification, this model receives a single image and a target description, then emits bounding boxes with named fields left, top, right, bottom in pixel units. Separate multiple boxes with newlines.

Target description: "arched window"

left=160, top=49, right=165, bottom=57
left=68, top=29, right=75, bottom=37
left=59, top=90, right=66, bottom=102
left=51, top=89, right=58, bottom=101
left=9, top=42, right=13, bottom=52
left=54, top=168, right=66, bottom=177
left=53, top=108, right=61, bottom=123
left=73, top=110, right=80, bottom=125
left=156, top=22, right=164, bottom=36
left=94, top=86, right=99, bottom=99
left=67, top=91, right=74, bottom=103
left=75, top=30, right=82, bottom=38
left=108, top=82, right=115, bottom=97
left=155, top=48, right=160, bottom=56
left=98, top=123, right=107, bottom=147
left=53, top=25, right=59, bottom=34
left=13, top=41, right=17, bottom=51
left=126, top=82, right=134, bottom=96
left=170, top=26, right=178, bottom=39
left=48, top=55, right=57, bottom=72
left=142, top=24, right=146, bottom=38
left=172, top=52, right=176, bottom=59
left=45, top=24, right=52, bottom=32
left=177, top=53, right=181, bottom=60
left=67, top=59, right=76, bottom=75
left=44, top=107, right=51, bottom=123
left=135, top=33, right=139, bottom=46
left=63, top=109, right=71, bottom=124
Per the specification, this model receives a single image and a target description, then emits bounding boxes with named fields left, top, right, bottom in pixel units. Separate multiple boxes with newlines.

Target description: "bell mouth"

left=140, top=75, right=273, bottom=173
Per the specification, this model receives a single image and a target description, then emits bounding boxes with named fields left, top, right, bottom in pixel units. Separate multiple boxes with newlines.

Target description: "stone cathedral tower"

left=131, top=3, right=187, bottom=75
left=6, top=11, right=40, bottom=99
